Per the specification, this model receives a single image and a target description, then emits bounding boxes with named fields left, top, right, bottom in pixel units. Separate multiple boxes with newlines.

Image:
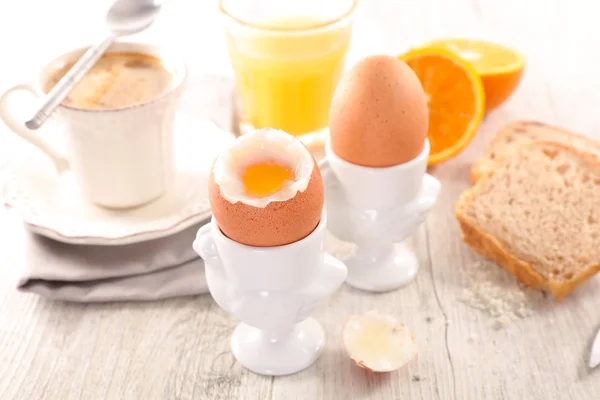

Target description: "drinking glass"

left=220, top=0, right=356, bottom=146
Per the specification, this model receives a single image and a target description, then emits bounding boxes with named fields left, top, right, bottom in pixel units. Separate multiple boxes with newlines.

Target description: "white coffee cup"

left=0, top=42, right=187, bottom=209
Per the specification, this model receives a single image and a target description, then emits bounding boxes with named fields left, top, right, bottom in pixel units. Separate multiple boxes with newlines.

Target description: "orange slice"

left=426, top=39, right=525, bottom=112
left=400, top=47, right=485, bottom=165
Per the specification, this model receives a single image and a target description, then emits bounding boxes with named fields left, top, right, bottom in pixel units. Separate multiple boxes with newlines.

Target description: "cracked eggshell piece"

left=342, top=310, right=418, bottom=372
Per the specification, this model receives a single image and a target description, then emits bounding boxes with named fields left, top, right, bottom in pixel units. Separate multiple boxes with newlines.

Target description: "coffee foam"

left=45, top=52, right=173, bottom=110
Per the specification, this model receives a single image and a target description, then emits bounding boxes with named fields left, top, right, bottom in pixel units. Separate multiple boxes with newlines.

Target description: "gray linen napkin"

left=17, top=223, right=208, bottom=302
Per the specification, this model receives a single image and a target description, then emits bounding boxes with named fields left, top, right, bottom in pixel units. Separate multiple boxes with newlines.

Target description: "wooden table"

left=1, top=0, right=599, bottom=399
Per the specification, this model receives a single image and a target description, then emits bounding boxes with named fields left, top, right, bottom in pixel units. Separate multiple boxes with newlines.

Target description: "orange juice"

left=225, top=16, right=353, bottom=136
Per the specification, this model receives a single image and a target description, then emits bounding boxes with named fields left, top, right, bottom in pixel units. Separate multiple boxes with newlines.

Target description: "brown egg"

left=329, top=55, right=428, bottom=167
left=208, top=129, right=324, bottom=247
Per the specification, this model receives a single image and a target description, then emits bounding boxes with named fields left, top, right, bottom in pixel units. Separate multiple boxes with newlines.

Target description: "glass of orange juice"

left=220, top=0, right=356, bottom=147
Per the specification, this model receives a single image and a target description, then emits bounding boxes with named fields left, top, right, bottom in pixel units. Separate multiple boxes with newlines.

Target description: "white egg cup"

left=193, top=212, right=347, bottom=376
left=324, top=140, right=441, bottom=292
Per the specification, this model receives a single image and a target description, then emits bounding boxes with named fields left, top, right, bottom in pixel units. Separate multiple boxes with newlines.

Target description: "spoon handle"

left=25, top=33, right=118, bottom=130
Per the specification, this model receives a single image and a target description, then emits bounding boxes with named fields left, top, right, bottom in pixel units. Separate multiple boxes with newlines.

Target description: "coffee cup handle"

left=0, top=83, right=69, bottom=173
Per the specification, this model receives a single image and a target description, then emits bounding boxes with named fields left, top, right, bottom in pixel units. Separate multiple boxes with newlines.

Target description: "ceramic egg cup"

left=324, top=140, right=441, bottom=292
left=193, top=212, right=347, bottom=376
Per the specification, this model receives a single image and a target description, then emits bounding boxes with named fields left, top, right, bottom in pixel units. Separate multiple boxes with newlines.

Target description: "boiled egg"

left=343, top=310, right=418, bottom=372
left=209, top=128, right=324, bottom=247
left=329, top=55, right=428, bottom=167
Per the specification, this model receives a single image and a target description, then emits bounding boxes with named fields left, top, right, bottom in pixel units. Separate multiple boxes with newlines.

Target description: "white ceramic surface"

left=231, top=317, right=325, bottom=376
left=340, top=242, right=420, bottom=292
left=193, top=213, right=348, bottom=376
left=1, top=111, right=235, bottom=245
left=324, top=144, right=441, bottom=292
left=325, top=139, right=430, bottom=210
left=0, top=42, right=186, bottom=208
left=590, top=327, right=600, bottom=368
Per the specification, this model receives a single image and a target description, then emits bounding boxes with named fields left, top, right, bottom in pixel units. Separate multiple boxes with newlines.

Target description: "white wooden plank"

left=1, top=0, right=600, bottom=399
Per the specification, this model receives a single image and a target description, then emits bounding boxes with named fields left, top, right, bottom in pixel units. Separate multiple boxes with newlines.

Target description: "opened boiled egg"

left=343, top=310, right=417, bottom=372
left=209, top=128, right=324, bottom=247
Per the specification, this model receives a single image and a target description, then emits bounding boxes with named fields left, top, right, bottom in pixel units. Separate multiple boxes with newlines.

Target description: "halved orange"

left=399, top=47, right=485, bottom=165
left=426, top=39, right=525, bottom=112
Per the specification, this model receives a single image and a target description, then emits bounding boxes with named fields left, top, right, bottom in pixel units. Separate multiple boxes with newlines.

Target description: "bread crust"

left=457, top=141, right=600, bottom=300
left=455, top=207, right=600, bottom=300
left=470, top=120, right=600, bottom=184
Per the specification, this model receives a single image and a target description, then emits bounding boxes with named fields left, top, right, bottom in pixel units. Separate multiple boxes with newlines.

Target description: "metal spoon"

left=25, top=0, right=163, bottom=130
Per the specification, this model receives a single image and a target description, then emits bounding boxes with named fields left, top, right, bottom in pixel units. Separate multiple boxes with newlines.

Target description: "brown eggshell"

left=329, top=55, right=428, bottom=167
left=209, top=159, right=324, bottom=247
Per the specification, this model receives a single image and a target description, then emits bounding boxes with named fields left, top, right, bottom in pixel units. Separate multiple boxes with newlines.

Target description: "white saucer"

left=1, top=111, right=235, bottom=245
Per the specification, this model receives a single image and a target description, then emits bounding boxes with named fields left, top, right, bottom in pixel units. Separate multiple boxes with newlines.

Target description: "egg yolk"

left=242, top=160, right=295, bottom=198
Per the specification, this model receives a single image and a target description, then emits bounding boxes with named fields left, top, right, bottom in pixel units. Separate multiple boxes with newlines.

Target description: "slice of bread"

left=456, top=141, right=600, bottom=299
left=471, top=121, right=600, bottom=184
